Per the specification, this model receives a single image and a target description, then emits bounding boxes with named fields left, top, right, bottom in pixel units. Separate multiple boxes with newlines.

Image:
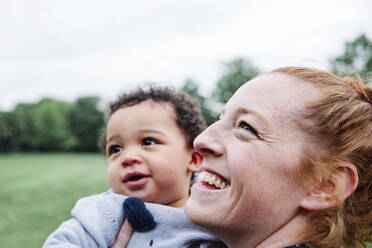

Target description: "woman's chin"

left=185, top=182, right=230, bottom=229
left=185, top=197, right=215, bottom=230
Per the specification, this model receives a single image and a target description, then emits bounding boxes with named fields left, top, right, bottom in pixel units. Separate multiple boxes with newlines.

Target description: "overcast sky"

left=1, top=0, right=371, bottom=111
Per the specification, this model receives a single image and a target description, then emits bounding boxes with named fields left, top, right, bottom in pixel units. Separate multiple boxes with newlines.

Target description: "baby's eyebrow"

left=107, top=134, right=121, bottom=143
left=138, top=129, right=166, bottom=137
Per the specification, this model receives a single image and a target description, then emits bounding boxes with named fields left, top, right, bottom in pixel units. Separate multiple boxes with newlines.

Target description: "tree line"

left=0, top=97, right=104, bottom=152
left=0, top=34, right=370, bottom=153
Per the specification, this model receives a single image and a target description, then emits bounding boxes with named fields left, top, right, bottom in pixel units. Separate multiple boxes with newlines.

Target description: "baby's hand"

left=110, top=197, right=157, bottom=248
left=110, top=218, right=133, bottom=248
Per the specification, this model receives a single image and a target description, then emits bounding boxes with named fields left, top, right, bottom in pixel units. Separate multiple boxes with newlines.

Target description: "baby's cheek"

left=107, top=173, right=120, bottom=192
left=107, top=178, right=116, bottom=191
left=156, top=174, right=178, bottom=190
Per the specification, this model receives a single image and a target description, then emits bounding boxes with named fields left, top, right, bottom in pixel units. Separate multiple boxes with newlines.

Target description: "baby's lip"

left=123, top=171, right=150, bottom=183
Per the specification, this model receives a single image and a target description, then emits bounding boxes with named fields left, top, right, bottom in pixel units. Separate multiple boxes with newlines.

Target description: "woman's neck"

left=225, top=212, right=310, bottom=248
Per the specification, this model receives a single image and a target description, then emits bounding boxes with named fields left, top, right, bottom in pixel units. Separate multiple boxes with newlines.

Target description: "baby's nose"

left=121, top=149, right=142, bottom=167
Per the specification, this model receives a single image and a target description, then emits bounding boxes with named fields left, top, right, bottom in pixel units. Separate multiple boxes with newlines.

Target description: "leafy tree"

left=67, top=96, right=104, bottom=152
left=330, top=34, right=372, bottom=82
left=213, top=58, right=259, bottom=103
left=0, top=112, right=17, bottom=152
left=181, top=79, right=218, bottom=126
left=31, top=98, right=71, bottom=151
left=12, top=103, right=38, bottom=151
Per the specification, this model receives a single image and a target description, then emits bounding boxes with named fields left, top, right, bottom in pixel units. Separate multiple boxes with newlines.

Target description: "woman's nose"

left=193, top=122, right=224, bottom=157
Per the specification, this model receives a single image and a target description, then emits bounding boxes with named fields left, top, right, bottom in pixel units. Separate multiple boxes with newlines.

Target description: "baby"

left=43, top=85, right=225, bottom=247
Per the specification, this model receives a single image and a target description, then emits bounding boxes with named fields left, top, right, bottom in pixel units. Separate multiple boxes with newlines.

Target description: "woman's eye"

left=142, top=138, right=157, bottom=146
left=108, top=145, right=122, bottom=155
left=238, top=121, right=258, bottom=136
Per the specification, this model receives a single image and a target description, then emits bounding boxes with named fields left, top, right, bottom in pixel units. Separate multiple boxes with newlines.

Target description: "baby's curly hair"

left=99, top=84, right=206, bottom=152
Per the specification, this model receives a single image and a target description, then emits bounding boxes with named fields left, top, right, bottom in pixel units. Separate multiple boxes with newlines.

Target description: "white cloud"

left=0, top=0, right=371, bottom=110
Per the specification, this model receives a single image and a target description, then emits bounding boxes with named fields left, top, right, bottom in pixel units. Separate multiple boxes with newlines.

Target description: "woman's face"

left=185, top=73, right=322, bottom=245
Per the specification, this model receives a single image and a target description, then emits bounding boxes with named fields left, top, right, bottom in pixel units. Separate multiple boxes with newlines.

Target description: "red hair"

left=273, top=67, right=372, bottom=248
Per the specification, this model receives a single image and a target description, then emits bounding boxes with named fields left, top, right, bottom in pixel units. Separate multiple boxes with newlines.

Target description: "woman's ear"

left=300, top=162, right=358, bottom=210
left=187, top=150, right=204, bottom=173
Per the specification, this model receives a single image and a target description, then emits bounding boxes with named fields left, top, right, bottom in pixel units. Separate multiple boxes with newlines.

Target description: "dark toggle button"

left=123, top=197, right=157, bottom=232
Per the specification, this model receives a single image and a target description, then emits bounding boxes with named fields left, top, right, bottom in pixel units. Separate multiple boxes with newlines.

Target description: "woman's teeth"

left=198, top=171, right=229, bottom=189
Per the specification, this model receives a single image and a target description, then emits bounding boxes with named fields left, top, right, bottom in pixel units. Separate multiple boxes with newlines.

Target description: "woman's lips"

left=198, top=170, right=230, bottom=190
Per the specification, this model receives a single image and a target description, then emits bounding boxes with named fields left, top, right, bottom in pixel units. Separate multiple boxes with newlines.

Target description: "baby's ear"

left=300, top=162, right=358, bottom=210
left=187, top=150, right=203, bottom=173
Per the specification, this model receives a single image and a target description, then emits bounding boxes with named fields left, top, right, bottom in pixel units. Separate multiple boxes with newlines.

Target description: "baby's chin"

left=110, top=186, right=184, bottom=207
left=113, top=189, right=153, bottom=203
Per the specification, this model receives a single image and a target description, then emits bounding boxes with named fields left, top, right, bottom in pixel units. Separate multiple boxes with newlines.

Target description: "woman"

left=184, top=67, right=372, bottom=248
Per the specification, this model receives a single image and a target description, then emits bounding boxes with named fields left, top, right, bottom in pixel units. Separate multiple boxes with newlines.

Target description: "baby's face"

left=106, top=100, right=194, bottom=207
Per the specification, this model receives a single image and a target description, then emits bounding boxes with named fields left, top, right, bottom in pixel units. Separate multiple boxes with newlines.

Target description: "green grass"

left=1, top=153, right=371, bottom=248
left=0, top=153, right=108, bottom=248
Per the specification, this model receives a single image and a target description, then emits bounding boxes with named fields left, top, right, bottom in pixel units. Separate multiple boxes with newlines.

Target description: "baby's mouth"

left=123, top=172, right=150, bottom=183
left=198, top=171, right=230, bottom=190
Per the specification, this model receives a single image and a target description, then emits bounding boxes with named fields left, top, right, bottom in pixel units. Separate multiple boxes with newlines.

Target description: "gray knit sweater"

left=42, top=190, right=223, bottom=248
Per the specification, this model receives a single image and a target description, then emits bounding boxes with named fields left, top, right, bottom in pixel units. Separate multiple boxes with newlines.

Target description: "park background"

left=0, top=1, right=371, bottom=247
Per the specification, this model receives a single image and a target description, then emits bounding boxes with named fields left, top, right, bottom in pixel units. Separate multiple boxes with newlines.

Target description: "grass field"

left=0, top=153, right=108, bottom=248
left=1, top=153, right=371, bottom=248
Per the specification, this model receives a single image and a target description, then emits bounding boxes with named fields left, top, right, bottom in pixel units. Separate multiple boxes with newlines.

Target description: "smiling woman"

left=184, top=67, right=372, bottom=248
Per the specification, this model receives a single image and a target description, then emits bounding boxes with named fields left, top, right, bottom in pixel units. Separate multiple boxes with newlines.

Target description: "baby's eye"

left=142, top=137, right=157, bottom=146
left=108, top=145, right=122, bottom=155
left=238, top=121, right=258, bottom=137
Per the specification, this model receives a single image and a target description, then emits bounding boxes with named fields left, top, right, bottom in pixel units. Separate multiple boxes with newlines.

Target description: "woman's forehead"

left=224, top=73, right=321, bottom=124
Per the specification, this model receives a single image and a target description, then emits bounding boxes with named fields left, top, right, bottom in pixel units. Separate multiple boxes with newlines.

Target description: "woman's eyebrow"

left=236, top=107, right=269, bottom=129
left=219, top=108, right=227, bottom=119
